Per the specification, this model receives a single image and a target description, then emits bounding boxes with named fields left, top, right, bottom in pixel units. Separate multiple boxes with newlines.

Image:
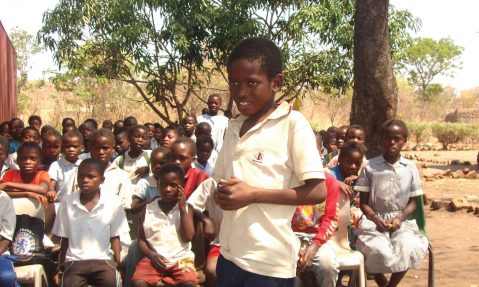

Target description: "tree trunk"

left=350, top=0, right=398, bottom=158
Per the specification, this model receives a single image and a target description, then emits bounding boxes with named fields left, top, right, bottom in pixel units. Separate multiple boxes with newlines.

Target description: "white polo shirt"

left=103, top=164, right=133, bottom=209
left=214, top=102, right=324, bottom=278
left=113, top=150, right=151, bottom=185
left=48, top=155, right=82, bottom=202
left=53, top=191, right=129, bottom=261
left=197, top=114, right=229, bottom=153
left=0, top=191, right=15, bottom=254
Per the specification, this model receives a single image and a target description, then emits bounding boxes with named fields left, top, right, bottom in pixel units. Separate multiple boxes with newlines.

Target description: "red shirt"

left=1, top=169, right=51, bottom=185
left=184, top=167, right=209, bottom=199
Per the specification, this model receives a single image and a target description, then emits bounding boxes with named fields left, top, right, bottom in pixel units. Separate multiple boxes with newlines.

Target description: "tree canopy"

left=39, top=0, right=419, bottom=123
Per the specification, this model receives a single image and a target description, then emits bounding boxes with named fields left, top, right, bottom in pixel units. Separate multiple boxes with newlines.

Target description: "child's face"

left=29, top=119, right=41, bottom=131
left=171, top=142, right=195, bottom=173
left=9, top=120, right=24, bottom=140
left=90, top=136, right=115, bottom=164
left=161, top=130, right=178, bottom=148
left=197, top=142, right=212, bottom=165
left=346, top=129, right=365, bottom=146
left=17, top=148, right=41, bottom=174
left=381, top=125, right=407, bottom=158
left=42, top=135, right=62, bottom=161
left=146, top=125, right=155, bottom=139
left=228, top=58, right=282, bottom=120
left=62, top=136, right=83, bottom=163
left=124, top=119, right=137, bottom=130
left=153, top=127, right=163, bottom=142
left=115, top=134, right=130, bottom=155
left=339, top=151, right=363, bottom=178
left=336, top=129, right=347, bottom=150
left=80, top=123, right=95, bottom=142
left=151, top=152, right=171, bottom=179
left=207, top=96, right=222, bottom=116
left=62, top=125, right=75, bottom=135
left=326, top=138, right=337, bottom=153
left=129, top=128, right=147, bottom=151
left=0, top=144, right=7, bottom=166
left=0, top=124, right=11, bottom=140
left=182, top=117, right=196, bottom=136
left=158, top=171, right=181, bottom=204
left=194, top=126, right=211, bottom=138
left=77, top=165, right=104, bottom=195
left=21, top=130, right=40, bottom=143
left=102, top=121, right=113, bottom=130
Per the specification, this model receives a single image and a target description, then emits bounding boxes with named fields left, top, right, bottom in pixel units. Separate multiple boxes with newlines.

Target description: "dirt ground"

left=366, top=150, right=479, bottom=287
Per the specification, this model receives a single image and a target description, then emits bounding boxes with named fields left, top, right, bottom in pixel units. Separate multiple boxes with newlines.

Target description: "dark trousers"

left=216, top=255, right=295, bottom=287
left=62, top=260, right=119, bottom=287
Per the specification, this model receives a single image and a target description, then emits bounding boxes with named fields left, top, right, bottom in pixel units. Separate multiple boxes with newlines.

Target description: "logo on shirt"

left=252, top=152, right=264, bottom=163
left=12, top=228, right=37, bottom=261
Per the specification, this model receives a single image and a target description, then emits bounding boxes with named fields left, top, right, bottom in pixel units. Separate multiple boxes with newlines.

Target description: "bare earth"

left=366, top=150, right=479, bottom=287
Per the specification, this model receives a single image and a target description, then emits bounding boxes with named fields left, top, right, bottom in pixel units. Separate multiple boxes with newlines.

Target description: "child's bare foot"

left=374, top=273, right=388, bottom=287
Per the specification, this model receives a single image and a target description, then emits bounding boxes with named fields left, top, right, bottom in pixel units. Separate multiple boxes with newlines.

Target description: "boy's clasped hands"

left=214, top=176, right=256, bottom=210
left=372, top=214, right=402, bottom=233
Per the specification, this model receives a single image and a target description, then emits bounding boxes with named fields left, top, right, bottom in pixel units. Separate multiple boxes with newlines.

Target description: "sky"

left=0, top=0, right=478, bottom=91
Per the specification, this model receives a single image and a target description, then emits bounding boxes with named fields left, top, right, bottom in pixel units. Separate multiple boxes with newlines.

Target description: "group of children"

left=0, top=37, right=428, bottom=287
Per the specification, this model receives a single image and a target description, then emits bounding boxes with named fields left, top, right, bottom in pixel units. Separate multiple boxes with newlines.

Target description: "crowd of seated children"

left=7, top=118, right=24, bottom=154
left=40, top=129, right=62, bottom=171
left=5, top=126, right=40, bottom=170
left=28, top=115, right=42, bottom=131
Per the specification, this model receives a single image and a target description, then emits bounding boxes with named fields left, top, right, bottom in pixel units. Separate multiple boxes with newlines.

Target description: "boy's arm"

left=0, top=237, right=10, bottom=255
left=312, top=175, right=340, bottom=247
left=216, top=177, right=326, bottom=210
left=53, top=237, right=69, bottom=286
left=110, top=236, right=121, bottom=265
left=5, top=191, right=48, bottom=206
left=137, top=208, right=167, bottom=270
left=178, top=185, right=195, bottom=242
left=3, top=181, right=49, bottom=194
left=130, top=195, right=147, bottom=214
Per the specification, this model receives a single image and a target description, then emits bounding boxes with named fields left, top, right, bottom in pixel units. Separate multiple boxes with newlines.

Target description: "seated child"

left=1, top=142, right=54, bottom=205
left=28, top=115, right=42, bottom=131
left=150, top=124, right=163, bottom=150
left=113, top=125, right=151, bottom=188
left=49, top=130, right=84, bottom=211
left=293, top=172, right=340, bottom=287
left=193, top=136, right=216, bottom=176
left=39, top=129, right=62, bottom=171
left=0, top=189, right=18, bottom=287
left=322, top=132, right=338, bottom=167
left=170, top=137, right=209, bottom=198
left=131, top=147, right=173, bottom=214
left=53, top=158, right=129, bottom=287
left=131, top=163, right=197, bottom=287
left=355, top=119, right=428, bottom=287
left=181, top=115, right=197, bottom=140
left=161, top=125, right=182, bottom=149
left=78, top=119, right=97, bottom=155
left=0, top=136, right=8, bottom=179
left=144, top=123, right=156, bottom=150
left=0, top=122, right=11, bottom=141
left=7, top=118, right=24, bottom=154
left=5, top=126, right=40, bottom=170
left=114, top=130, right=130, bottom=161
left=61, top=118, right=76, bottom=135
left=325, top=125, right=367, bottom=169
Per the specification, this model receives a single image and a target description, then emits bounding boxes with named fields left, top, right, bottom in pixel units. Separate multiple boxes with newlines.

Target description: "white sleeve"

left=52, top=198, right=70, bottom=238
left=0, top=193, right=16, bottom=241
left=110, top=201, right=130, bottom=237
left=355, top=165, right=371, bottom=192
left=118, top=174, right=132, bottom=209
left=187, top=177, right=217, bottom=212
left=48, top=161, right=60, bottom=181
left=133, top=178, right=148, bottom=200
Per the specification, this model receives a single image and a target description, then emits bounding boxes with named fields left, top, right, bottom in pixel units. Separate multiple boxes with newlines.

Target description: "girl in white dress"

left=355, top=119, right=428, bottom=287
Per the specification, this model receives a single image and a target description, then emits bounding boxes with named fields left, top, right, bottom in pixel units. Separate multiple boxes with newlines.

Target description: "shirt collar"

left=59, top=154, right=82, bottom=166
left=149, top=198, right=178, bottom=214
left=71, top=190, right=106, bottom=212
left=381, top=155, right=408, bottom=167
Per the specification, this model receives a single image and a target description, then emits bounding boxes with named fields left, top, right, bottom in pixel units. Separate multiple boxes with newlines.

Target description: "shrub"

left=431, top=123, right=478, bottom=150
left=408, top=122, right=431, bottom=146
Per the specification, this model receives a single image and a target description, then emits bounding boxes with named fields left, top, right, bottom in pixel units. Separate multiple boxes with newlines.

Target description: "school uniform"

left=5, top=153, right=18, bottom=170
left=133, top=176, right=158, bottom=202
left=53, top=191, right=129, bottom=287
left=184, top=167, right=209, bottom=199
left=113, top=150, right=151, bottom=186
left=0, top=191, right=18, bottom=287
left=355, top=155, right=428, bottom=273
left=192, top=160, right=215, bottom=177
left=48, top=155, right=82, bottom=207
left=214, top=101, right=324, bottom=283
left=131, top=199, right=197, bottom=285
left=197, top=114, right=229, bottom=153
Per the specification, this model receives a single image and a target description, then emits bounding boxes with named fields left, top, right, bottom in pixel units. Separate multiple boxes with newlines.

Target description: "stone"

left=465, top=171, right=478, bottom=179
left=463, top=168, right=470, bottom=174
left=451, top=160, right=461, bottom=165
left=475, top=207, right=479, bottom=215
left=449, top=198, right=470, bottom=212
left=451, top=170, right=465, bottom=179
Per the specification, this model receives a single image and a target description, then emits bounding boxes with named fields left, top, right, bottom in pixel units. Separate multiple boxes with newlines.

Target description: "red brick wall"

left=0, top=20, right=17, bottom=122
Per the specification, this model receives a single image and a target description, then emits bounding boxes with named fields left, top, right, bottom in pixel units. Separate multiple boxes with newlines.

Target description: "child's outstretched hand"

left=338, top=181, right=355, bottom=201
left=177, top=185, right=187, bottom=210
left=343, top=175, right=358, bottom=186
left=53, top=272, right=62, bottom=286
left=134, top=166, right=149, bottom=177
left=216, top=177, right=255, bottom=210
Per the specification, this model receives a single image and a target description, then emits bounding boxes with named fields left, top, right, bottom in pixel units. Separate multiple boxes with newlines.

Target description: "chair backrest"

left=330, top=191, right=351, bottom=251
left=408, top=195, right=428, bottom=237
left=12, top=198, right=45, bottom=220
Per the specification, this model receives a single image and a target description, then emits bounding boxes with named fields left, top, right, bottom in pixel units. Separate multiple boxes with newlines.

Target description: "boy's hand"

left=46, top=190, right=57, bottom=202
left=338, top=181, right=355, bottom=201
left=216, top=177, right=255, bottom=210
left=27, top=192, right=48, bottom=207
left=390, top=217, right=402, bottom=232
left=201, top=217, right=216, bottom=242
left=177, top=185, right=187, bottom=210
left=343, top=175, right=358, bottom=186
left=135, top=166, right=149, bottom=177
left=150, top=254, right=168, bottom=271
left=0, top=182, right=6, bottom=191
left=372, top=215, right=389, bottom=232
left=53, top=272, right=62, bottom=286
left=298, top=243, right=319, bottom=272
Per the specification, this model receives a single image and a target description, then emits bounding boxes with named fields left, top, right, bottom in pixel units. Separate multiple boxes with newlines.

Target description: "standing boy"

left=197, top=94, right=229, bottom=153
left=214, top=37, right=326, bottom=287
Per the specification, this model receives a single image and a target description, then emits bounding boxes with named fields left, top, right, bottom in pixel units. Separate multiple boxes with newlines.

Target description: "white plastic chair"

left=328, top=192, right=366, bottom=287
left=12, top=198, right=49, bottom=287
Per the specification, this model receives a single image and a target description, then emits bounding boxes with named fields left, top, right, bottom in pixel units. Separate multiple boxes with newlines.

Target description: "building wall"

left=0, top=20, right=17, bottom=122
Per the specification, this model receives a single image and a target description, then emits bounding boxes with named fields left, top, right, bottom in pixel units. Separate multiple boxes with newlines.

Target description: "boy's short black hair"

left=62, top=117, right=76, bottom=127
left=346, top=125, right=364, bottom=134
left=380, top=119, right=408, bottom=138
left=196, top=122, right=211, bottom=132
left=9, top=118, right=24, bottom=128
left=0, top=135, right=8, bottom=148
left=227, top=37, right=282, bottom=80
left=42, top=129, right=62, bottom=141
left=79, top=158, right=106, bottom=175
left=158, top=163, right=185, bottom=184
left=17, top=142, right=43, bottom=159
left=338, top=142, right=366, bottom=160
left=196, top=135, right=214, bottom=149
left=154, top=123, right=163, bottom=130
left=182, top=115, right=197, bottom=123
left=129, top=125, right=147, bottom=136
left=326, top=126, right=338, bottom=135
left=208, top=94, right=222, bottom=102
left=28, top=115, right=42, bottom=125
left=151, top=146, right=172, bottom=162
left=324, top=132, right=336, bottom=145
left=40, top=125, right=56, bottom=136
left=83, top=118, right=98, bottom=129
left=173, top=137, right=196, bottom=156
left=21, top=126, right=40, bottom=138
left=91, top=128, right=115, bottom=144
left=164, top=125, right=184, bottom=137
left=63, top=130, right=84, bottom=144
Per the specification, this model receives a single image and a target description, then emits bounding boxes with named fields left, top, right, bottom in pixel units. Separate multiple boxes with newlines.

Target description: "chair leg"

left=428, top=243, right=434, bottom=287
left=358, top=255, right=366, bottom=287
left=348, top=270, right=358, bottom=287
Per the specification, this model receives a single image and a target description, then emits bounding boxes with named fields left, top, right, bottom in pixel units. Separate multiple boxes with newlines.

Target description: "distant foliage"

left=408, top=121, right=431, bottom=146
left=431, top=123, right=479, bottom=150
